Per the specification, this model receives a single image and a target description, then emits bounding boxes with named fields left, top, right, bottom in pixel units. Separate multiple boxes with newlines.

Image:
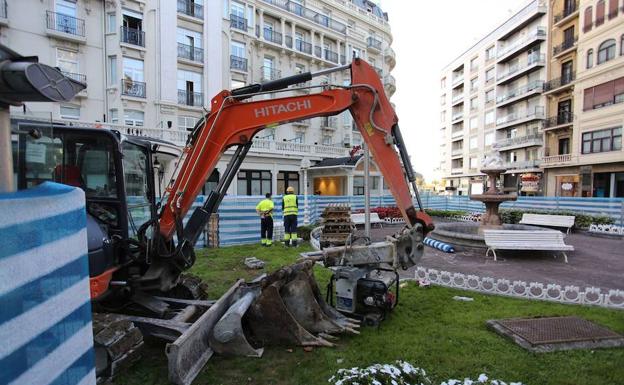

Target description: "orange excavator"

left=12, top=58, right=433, bottom=384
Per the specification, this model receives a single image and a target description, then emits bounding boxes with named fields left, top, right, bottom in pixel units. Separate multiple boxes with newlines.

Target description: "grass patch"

left=116, top=243, right=624, bottom=385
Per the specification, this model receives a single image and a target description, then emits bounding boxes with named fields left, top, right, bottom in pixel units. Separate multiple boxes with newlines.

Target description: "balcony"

left=321, top=117, right=337, bottom=129
left=544, top=111, right=574, bottom=130
left=373, top=67, right=383, bottom=77
left=230, top=55, right=248, bottom=71
left=230, top=14, right=247, bottom=31
left=177, top=43, right=204, bottom=63
left=452, top=75, right=464, bottom=88
left=497, top=27, right=546, bottom=62
left=493, top=133, right=543, bottom=151
left=496, top=80, right=544, bottom=107
left=385, top=46, right=396, bottom=68
left=367, top=36, right=382, bottom=51
left=542, top=153, right=572, bottom=166
left=295, top=39, right=312, bottom=55
left=324, top=49, right=339, bottom=63
left=451, top=94, right=464, bottom=106
left=249, top=138, right=349, bottom=159
left=496, top=106, right=544, bottom=129
left=260, top=27, right=282, bottom=45
left=292, top=119, right=311, bottom=127
left=543, top=72, right=575, bottom=94
left=177, top=0, right=203, bottom=19
left=553, top=36, right=578, bottom=57
left=504, top=159, right=542, bottom=170
left=120, top=26, right=145, bottom=47
left=496, top=53, right=545, bottom=84
left=177, top=90, right=204, bottom=107
left=260, top=0, right=347, bottom=34
left=451, top=167, right=464, bottom=175
left=261, top=66, right=281, bottom=81
left=451, top=111, right=464, bottom=122
left=451, top=128, right=464, bottom=139
left=45, top=11, right=85, bottom=42
left=384, top=74, right=396, bottom=95
left=61, top=71, right=86, bottom=84
left=121, top=79, right=146, bottom=98
left=451, top=148, right=464, bottom=157
left=554, top=0, right=579, bottom=26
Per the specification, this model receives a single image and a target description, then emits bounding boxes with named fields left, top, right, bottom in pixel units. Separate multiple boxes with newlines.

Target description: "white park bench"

left=351, top=213, right=384, bottom=228
left=483, top=229, right=574, bottom=263
left=519, top=213, right=575, bottom=234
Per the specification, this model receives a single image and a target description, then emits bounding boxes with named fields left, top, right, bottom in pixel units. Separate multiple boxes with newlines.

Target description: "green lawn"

left=115, top=243, right=624, bottom=385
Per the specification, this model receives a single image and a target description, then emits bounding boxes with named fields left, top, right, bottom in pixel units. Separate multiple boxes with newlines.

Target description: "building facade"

left=542, top=0, right=624, bottom=197
left=440, top=0, right=548, bottom=196
left=1, top=0, right=396, bottom=196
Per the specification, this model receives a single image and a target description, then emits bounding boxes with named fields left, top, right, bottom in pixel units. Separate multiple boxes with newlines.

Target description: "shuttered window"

left=608, top=0, right=618, bottom=19
left=583, top=6, right=593, bottom=32
left=584, top=88, right=594, bottom=110
left=583, top=77, right=624, bottom=110
left=596, top=0, right=605, bottom=25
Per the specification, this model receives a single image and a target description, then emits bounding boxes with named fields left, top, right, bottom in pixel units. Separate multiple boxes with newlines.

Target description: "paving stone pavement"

left=355, top=221, right=624, bottom=291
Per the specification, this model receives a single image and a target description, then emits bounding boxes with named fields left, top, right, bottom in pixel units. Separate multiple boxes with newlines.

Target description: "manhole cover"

left=487, top=316, right=624, bottom=353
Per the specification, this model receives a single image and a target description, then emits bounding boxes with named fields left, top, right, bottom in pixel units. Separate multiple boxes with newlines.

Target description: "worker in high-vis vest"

left=282, top=186, right=299, bottom=247
left=256, top=192, right=274, bottom=246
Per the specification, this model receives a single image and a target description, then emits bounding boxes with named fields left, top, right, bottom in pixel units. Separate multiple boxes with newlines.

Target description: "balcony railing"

left=177, top=90, right=204, bottom=107
left=295, top=40, right=312, bottom=55
left=0, top=0, right=7, bottom=19
left=553, top=36, right=578, bottom=55
left=451, top=94, right=464, bottom=104
left=451, top=148, right=464, bottom=156
left=366, top=36, right=382, bottom=50
left=230, top=14, right=247, bottom=31
left=451, top=129, right=464, bottom=138
left=121, top=26, right=145, bottom=47
left=544, top=72, right=576, bottom=92
left=46, top=11, right=85, bottom=37
left=554, top=0, right=578, bottom=23
left=261, top=66, right=281, bottom=81
left=497, top=27, right=546, bottom=59
left=324, top=49, right=339, bottom=63
left=504, top=159, right=542, bottom=169
left=321, top=117, right=337, bottom=129
left=496, top=80, right=544, bottom=104
left=61, top=71, right=86, bottom=84
left=177, top=0, right=203, bottom=19
left=542, top=154, right=572, bottom=164
left=452, top=75, right=464, bottom=86
left=496, top=53, right=545, bottom=81
left=260, top=0, right=347, bottom=34
left=250, top=138, right=349, bottom=157
left=177, top=43, right=204, bottom=62
left=544, top=111, right=574, bottom=128
left=384, top=74, right=396, bottom=90
left=260, top=27, right=282, bottom=45
left=451, top=111, right=464, bottom=121
left=496, top=106, right=545, bottom=126
left=451, top=168, right=464, bottom=175
left=121, top=79, right=146, bottom=98
left=230, top=55, right=248, bottom=71
left=314, top=46, right=322, bottom=58
left=493, top=133, right=543, bottom=149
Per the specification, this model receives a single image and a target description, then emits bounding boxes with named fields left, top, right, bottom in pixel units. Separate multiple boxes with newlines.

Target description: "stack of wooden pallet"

left=320, top=204, right=355, bottom=248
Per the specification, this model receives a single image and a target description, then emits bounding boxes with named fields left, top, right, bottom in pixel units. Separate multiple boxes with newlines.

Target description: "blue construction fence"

left=186, top=193, right=624, bottom=247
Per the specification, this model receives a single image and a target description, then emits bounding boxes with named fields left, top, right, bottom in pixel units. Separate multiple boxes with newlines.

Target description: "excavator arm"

left=157, top=58, right=433, bottom=269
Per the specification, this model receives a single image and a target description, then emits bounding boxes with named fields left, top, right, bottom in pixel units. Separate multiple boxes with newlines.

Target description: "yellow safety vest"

left=283, top=194, right=298, bottom=216
left=256, top=198, right=274, bottom=216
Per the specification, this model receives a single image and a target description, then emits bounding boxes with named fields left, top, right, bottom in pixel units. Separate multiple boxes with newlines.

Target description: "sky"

left=379, top=0, right=528, bottom=182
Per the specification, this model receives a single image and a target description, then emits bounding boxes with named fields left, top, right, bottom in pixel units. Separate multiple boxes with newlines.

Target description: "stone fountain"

left=430, top=152, right=536, bottom=250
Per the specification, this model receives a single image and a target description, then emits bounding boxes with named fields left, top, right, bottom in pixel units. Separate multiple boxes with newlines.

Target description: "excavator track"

left=320, top=204, right=355, bottom=248
left=93, top=313, right=144, bottom=383
left=171, top=273, right=209, bottom=300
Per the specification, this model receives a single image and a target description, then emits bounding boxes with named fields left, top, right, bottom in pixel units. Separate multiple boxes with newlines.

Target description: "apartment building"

left=2, top=0, right=396, bottom=196
left=542, top=0, right=624, bottom=197
left=440, top=0, right=548, bottom=195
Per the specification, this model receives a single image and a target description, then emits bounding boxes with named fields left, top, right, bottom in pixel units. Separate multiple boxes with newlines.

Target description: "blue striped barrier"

left=423, top=237, right=455, bottom=253
left=0, top=182, right=95, bottom=385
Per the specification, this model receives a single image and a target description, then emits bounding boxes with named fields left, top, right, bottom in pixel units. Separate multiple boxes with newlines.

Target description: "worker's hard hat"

left=286, top=186, right=295, bottom=193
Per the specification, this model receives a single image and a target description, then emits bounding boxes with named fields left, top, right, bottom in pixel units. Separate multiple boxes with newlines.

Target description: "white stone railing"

left=415, top=267, right=624, bottom=309
left=542, top=154, right=572, bottom=164
left=250, top=138, right=349, bottom=158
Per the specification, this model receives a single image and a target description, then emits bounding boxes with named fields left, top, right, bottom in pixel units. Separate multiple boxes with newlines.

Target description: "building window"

left=621, top=35, right=624, bottom=56
left=470, top=77, right=478, bottom=91
left=582, top=127, right=621, bottom=154
left=107, top=13, right=116, bottom=33
left=60, top=104, right=80, bottom=120
left=608, top=0, right=619, bottom=19
left=56, top=48, right=79, bottom=76
left=485, top=132, right=494, bottom=146
left=485, top=46, right=495, bottom=61
left=353, top=176, right=379, bottom=195
left=485, top=110, right=495, bottom=125
left=440, top=110, right=446, bottom=123
left=469, top=117, right=478, bottom=130
left=597, top=39, right=616, bottom=64
left=469, top=136, right=478, bottom=149
left=237, top=170, right=271, bottom=195
left=587, top=49, right=594, bottom=68
left=440, top=94, right=446, bottom=105
left=177, top=69, right=203, bottom=105
left=583, top=6, right=593, bottom=32
left=596, top=0, right=605, bottom=25
left=470, top=57, right=478, bottom=71
left=469, top=157, right=478, bottom=169
left=277, top=171, right=299, bottom=194
left=202, top=170, right=220, bottom=195
left=178, top=115, right=198, bottom=131
left=109, top=109, right=118, bottom=124
left=470, top=97, right=478, bottom=110
left=583, top=77, right=624, bottom=110
left=485, top=68, right=495, bottom=83
left=124, top=110, right=144, bottom=126
left=293, top=132, right=304, bottom=144
left=322, top=135, right=332, bottom=145
left=108, top=56, right=116, bottom=85
left=485, top=89, right=495, bottom=103
left=123, top=57, right=144, bottom=81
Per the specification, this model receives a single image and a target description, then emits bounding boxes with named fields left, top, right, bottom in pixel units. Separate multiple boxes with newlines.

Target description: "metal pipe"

left=0, top=107, right=14, bottom=193
left=363, top=141, right=371, bottom=238
left=310, top=63, right=351, bottom=78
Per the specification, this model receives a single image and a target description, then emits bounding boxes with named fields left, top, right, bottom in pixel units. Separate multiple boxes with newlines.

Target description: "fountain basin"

left=469, top=194, right=518, bottom=203
left=430, top=222, right=546, bottom=250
